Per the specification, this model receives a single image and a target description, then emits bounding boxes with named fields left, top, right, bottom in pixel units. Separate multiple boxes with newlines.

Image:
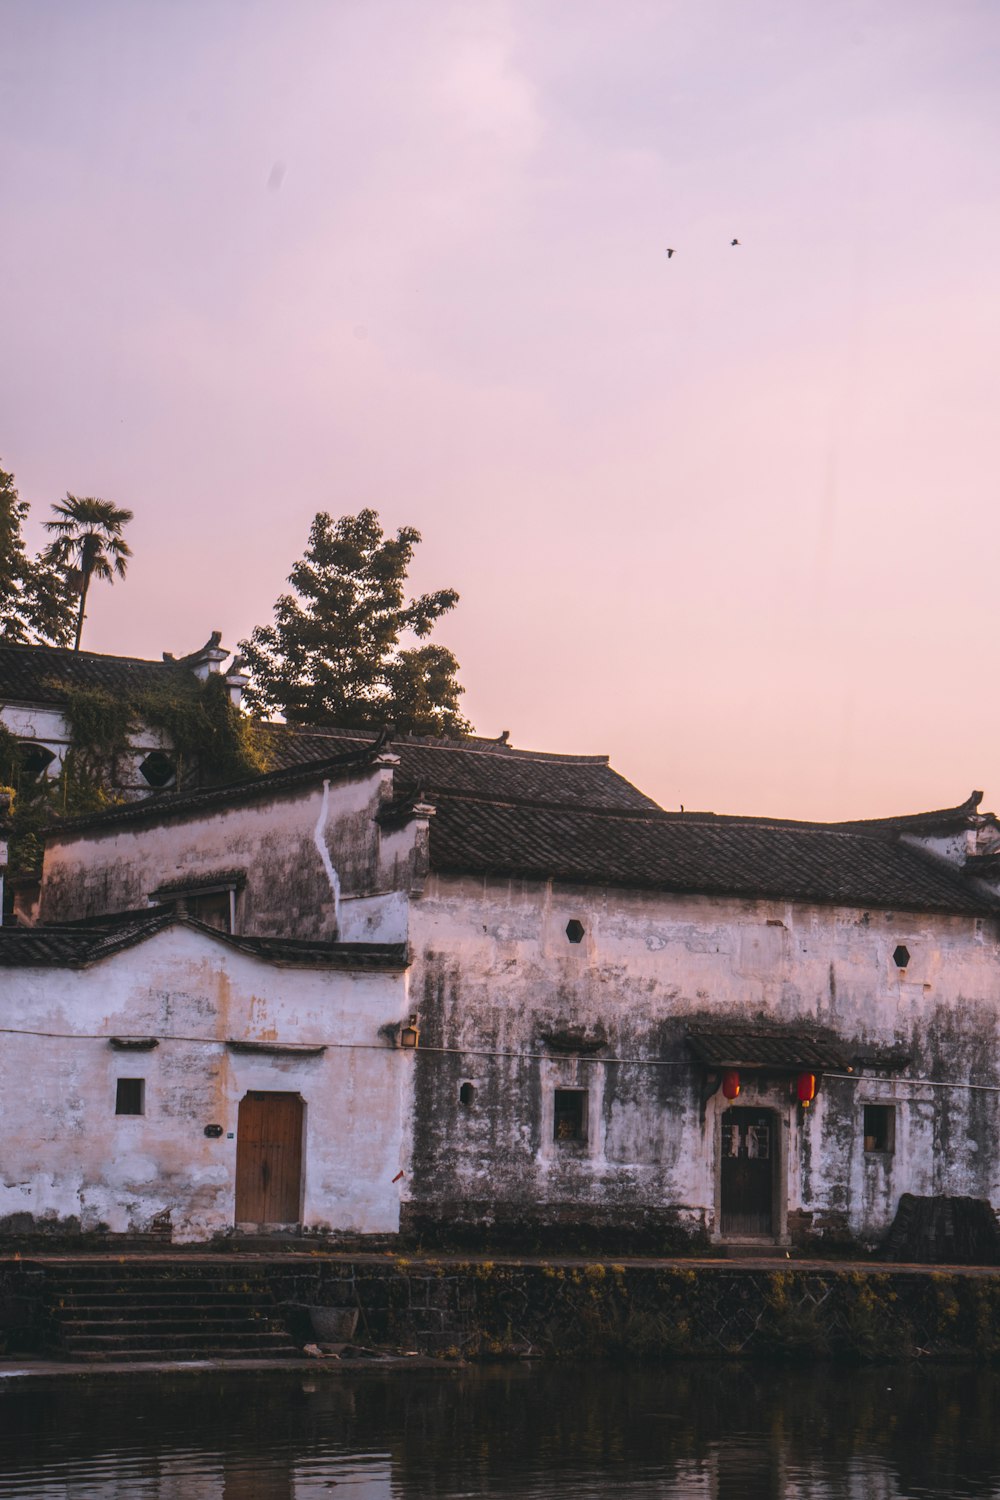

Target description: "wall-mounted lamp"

left=399, top=1014, right=420, bottom=1049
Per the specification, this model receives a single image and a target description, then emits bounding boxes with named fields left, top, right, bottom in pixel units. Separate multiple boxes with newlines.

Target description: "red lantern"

left=722, top=1069, right=741, bottom=1100
left=797, top=1072, right=816, bottom=1108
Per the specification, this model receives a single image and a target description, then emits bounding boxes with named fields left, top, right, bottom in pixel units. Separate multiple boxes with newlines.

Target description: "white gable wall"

left=39, top=762, right=420, bottom=942
left=0, top=925, right=412, bottom=1240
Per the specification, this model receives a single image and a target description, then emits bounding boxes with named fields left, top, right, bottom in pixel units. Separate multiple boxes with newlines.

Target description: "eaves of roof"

left=424, top=795, right=999, bottom=917
left=44, top=742, right=386, bottom=839
left=830, top=790, right=993, bottom=835
left=686, top=1028, right=851, bottom=1071
left=0, top=913, right=409, bottom=971
left=0, top=911, right=177, bottom=967
left=184, top=922, right=409, bottom=970
left=263, top=724, right=660, bottom=812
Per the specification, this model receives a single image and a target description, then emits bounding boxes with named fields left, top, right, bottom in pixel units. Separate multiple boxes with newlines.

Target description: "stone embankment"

left=3, top=1254, right=1000, bottom=1364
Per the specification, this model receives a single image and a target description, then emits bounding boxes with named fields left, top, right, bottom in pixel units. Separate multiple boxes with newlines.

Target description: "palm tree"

left=43, top=495, right=134, bottom=651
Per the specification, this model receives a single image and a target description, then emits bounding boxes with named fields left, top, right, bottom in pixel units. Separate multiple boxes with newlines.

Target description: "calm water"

left=0, top=1363, right=997, bottom=1498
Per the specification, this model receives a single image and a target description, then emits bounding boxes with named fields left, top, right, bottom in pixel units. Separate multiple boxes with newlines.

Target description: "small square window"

left=863, top=1104, right=894, bottom=1153
left=554, top=1088, right=588, bottom=1143
left=116, top=1078, right=145, bottom=1116
left=187, top=890, right=232, bottom=932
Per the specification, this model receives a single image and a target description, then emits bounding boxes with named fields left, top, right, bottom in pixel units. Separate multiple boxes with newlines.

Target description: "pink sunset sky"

left=2, top=1, right=999, bottom=822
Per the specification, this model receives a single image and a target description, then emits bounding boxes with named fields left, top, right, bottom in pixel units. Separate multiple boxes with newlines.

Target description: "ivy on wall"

left=1, top=671, right=271, bottom=880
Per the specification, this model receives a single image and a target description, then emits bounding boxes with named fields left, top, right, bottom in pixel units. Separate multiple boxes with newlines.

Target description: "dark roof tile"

left=0, top=643, right=179, bottom=705
left=262, top=724, right=658, bottom=811
left=426, top=796, right=996, bottom=915
left=686, top=1028, right=851, bottom=1070
left=0, top=912, right=175, bottom=966
left=196, top=927, right=408, bottom=969
left=0, top=913, right=408, bottom=970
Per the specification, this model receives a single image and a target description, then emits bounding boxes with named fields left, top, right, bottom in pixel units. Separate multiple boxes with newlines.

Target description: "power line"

left=0, top=1024, right=995, bottom=1094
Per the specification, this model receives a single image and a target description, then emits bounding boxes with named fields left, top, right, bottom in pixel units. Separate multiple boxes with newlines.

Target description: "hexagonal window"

left=566, top=919, right=585, bottom=944
left=893, top=944, right=910, bottom=970
left=139, top=750, right=177, bottom=789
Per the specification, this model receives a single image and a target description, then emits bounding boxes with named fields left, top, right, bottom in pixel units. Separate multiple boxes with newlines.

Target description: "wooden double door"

left=720, top=1107, right=777, bottom=1238
left=234, top=1092, right=304, bottom=1225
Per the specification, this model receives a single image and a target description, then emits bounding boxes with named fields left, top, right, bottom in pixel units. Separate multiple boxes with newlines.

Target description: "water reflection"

left=0, top=1364, right=998, bottom=1498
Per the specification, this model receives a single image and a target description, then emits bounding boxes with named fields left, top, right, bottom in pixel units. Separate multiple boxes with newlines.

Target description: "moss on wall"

left=260, top=1257, right=1000, bottom=1363
left=4, top=671, right=271, bottom=878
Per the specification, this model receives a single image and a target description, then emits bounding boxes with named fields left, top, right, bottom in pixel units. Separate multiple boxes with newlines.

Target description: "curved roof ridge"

left=0, top=641, right=166, bottom=667
left=264, top=722, right=613, bottom=765
left=830, top=790, right=989, bottom=833
left=418, top=790, right=975, bottom=839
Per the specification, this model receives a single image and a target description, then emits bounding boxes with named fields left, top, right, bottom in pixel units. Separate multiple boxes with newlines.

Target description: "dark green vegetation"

left=240, top=509, right=470, bottom=737
left=0, top=477, right=469, bottom=877
left=42, top=494, right=133, bottom=651
left=0, top=460, right=472, bottom=735
left=0, top=465, right=75, bottom=647
left=356, top=1258, right=1000, bottom=1363
left=4, top=1256, right=1000, bottom=1366
left=0, top=671, right=269, bottom=878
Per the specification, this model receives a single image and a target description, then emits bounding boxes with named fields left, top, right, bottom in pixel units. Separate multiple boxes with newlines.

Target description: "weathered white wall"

left=28, top=760, right=1000, bottom=1249
left=404, top=873, right=1000, bottom=1246
left=0, top=925, right=413, bottom=1240
left=39, top=761, right=422, bottom=938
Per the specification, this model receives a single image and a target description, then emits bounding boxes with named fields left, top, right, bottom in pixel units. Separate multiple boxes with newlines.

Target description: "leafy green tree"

left=0, top=464, right=76, bottom=646
left=240, top=509, right=471, bottom=735
left=42, top=494, right=133, bottom=651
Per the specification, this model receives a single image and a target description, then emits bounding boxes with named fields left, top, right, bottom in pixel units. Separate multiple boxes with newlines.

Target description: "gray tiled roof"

left=0, top=912, right=175, bottom=966
left=686, top=1028, right=851, bottom=1070
left=26, top=683, right=997, bottom=916
left=263, top=724, right=659, bottom=811
left=425, top=796, right=998, bottom=915
left=0, top=913, right=407, bottom=970
left=198, top=928, right=408, bottom=969
left=0, top=643, right=177, bottom=705
left=49, top=724, right=658, bottom=837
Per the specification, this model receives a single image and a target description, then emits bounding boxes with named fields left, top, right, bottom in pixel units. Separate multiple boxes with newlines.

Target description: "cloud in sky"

left=2, top=0, right=999, bottom=818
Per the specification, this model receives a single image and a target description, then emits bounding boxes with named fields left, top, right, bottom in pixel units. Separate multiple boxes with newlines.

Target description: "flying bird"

left=666, top=248, right=675, bottom=258
left=731, top=238, right=740, bottom=246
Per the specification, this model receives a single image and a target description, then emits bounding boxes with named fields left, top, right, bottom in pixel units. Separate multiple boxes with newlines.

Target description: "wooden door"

left=235, top=1092, right=303, bottom=1224
left=720, top=1107, right=775, bottom=1237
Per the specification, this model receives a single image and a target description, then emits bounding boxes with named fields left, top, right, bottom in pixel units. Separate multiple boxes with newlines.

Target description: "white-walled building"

left=0, top=912, right=410, bottom=1241
left=6, top=721, right=1000, bottom=1252
left=0, top=633, right=249, bottom=795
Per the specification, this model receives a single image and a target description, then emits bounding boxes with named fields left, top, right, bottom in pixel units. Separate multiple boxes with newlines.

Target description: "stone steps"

left=55, top=1291, right=271, bottom=1309
left=61, top=1338, right=296, bottom=1362
left=61, top=1346, right=298, bottom=1364
left=64, top=1316, right=284, bottom=1336
left=42, top=1264, right=302, bottom=1363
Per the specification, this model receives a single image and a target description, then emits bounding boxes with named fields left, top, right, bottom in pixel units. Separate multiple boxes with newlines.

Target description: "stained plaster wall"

left=0, top=925, right=413, bottom=1240
left=403, top=873, right=1000, bottom=1246
left=38, top=760, right=422, bottom=941
left=29, top=767, right=1000, bottom=1248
